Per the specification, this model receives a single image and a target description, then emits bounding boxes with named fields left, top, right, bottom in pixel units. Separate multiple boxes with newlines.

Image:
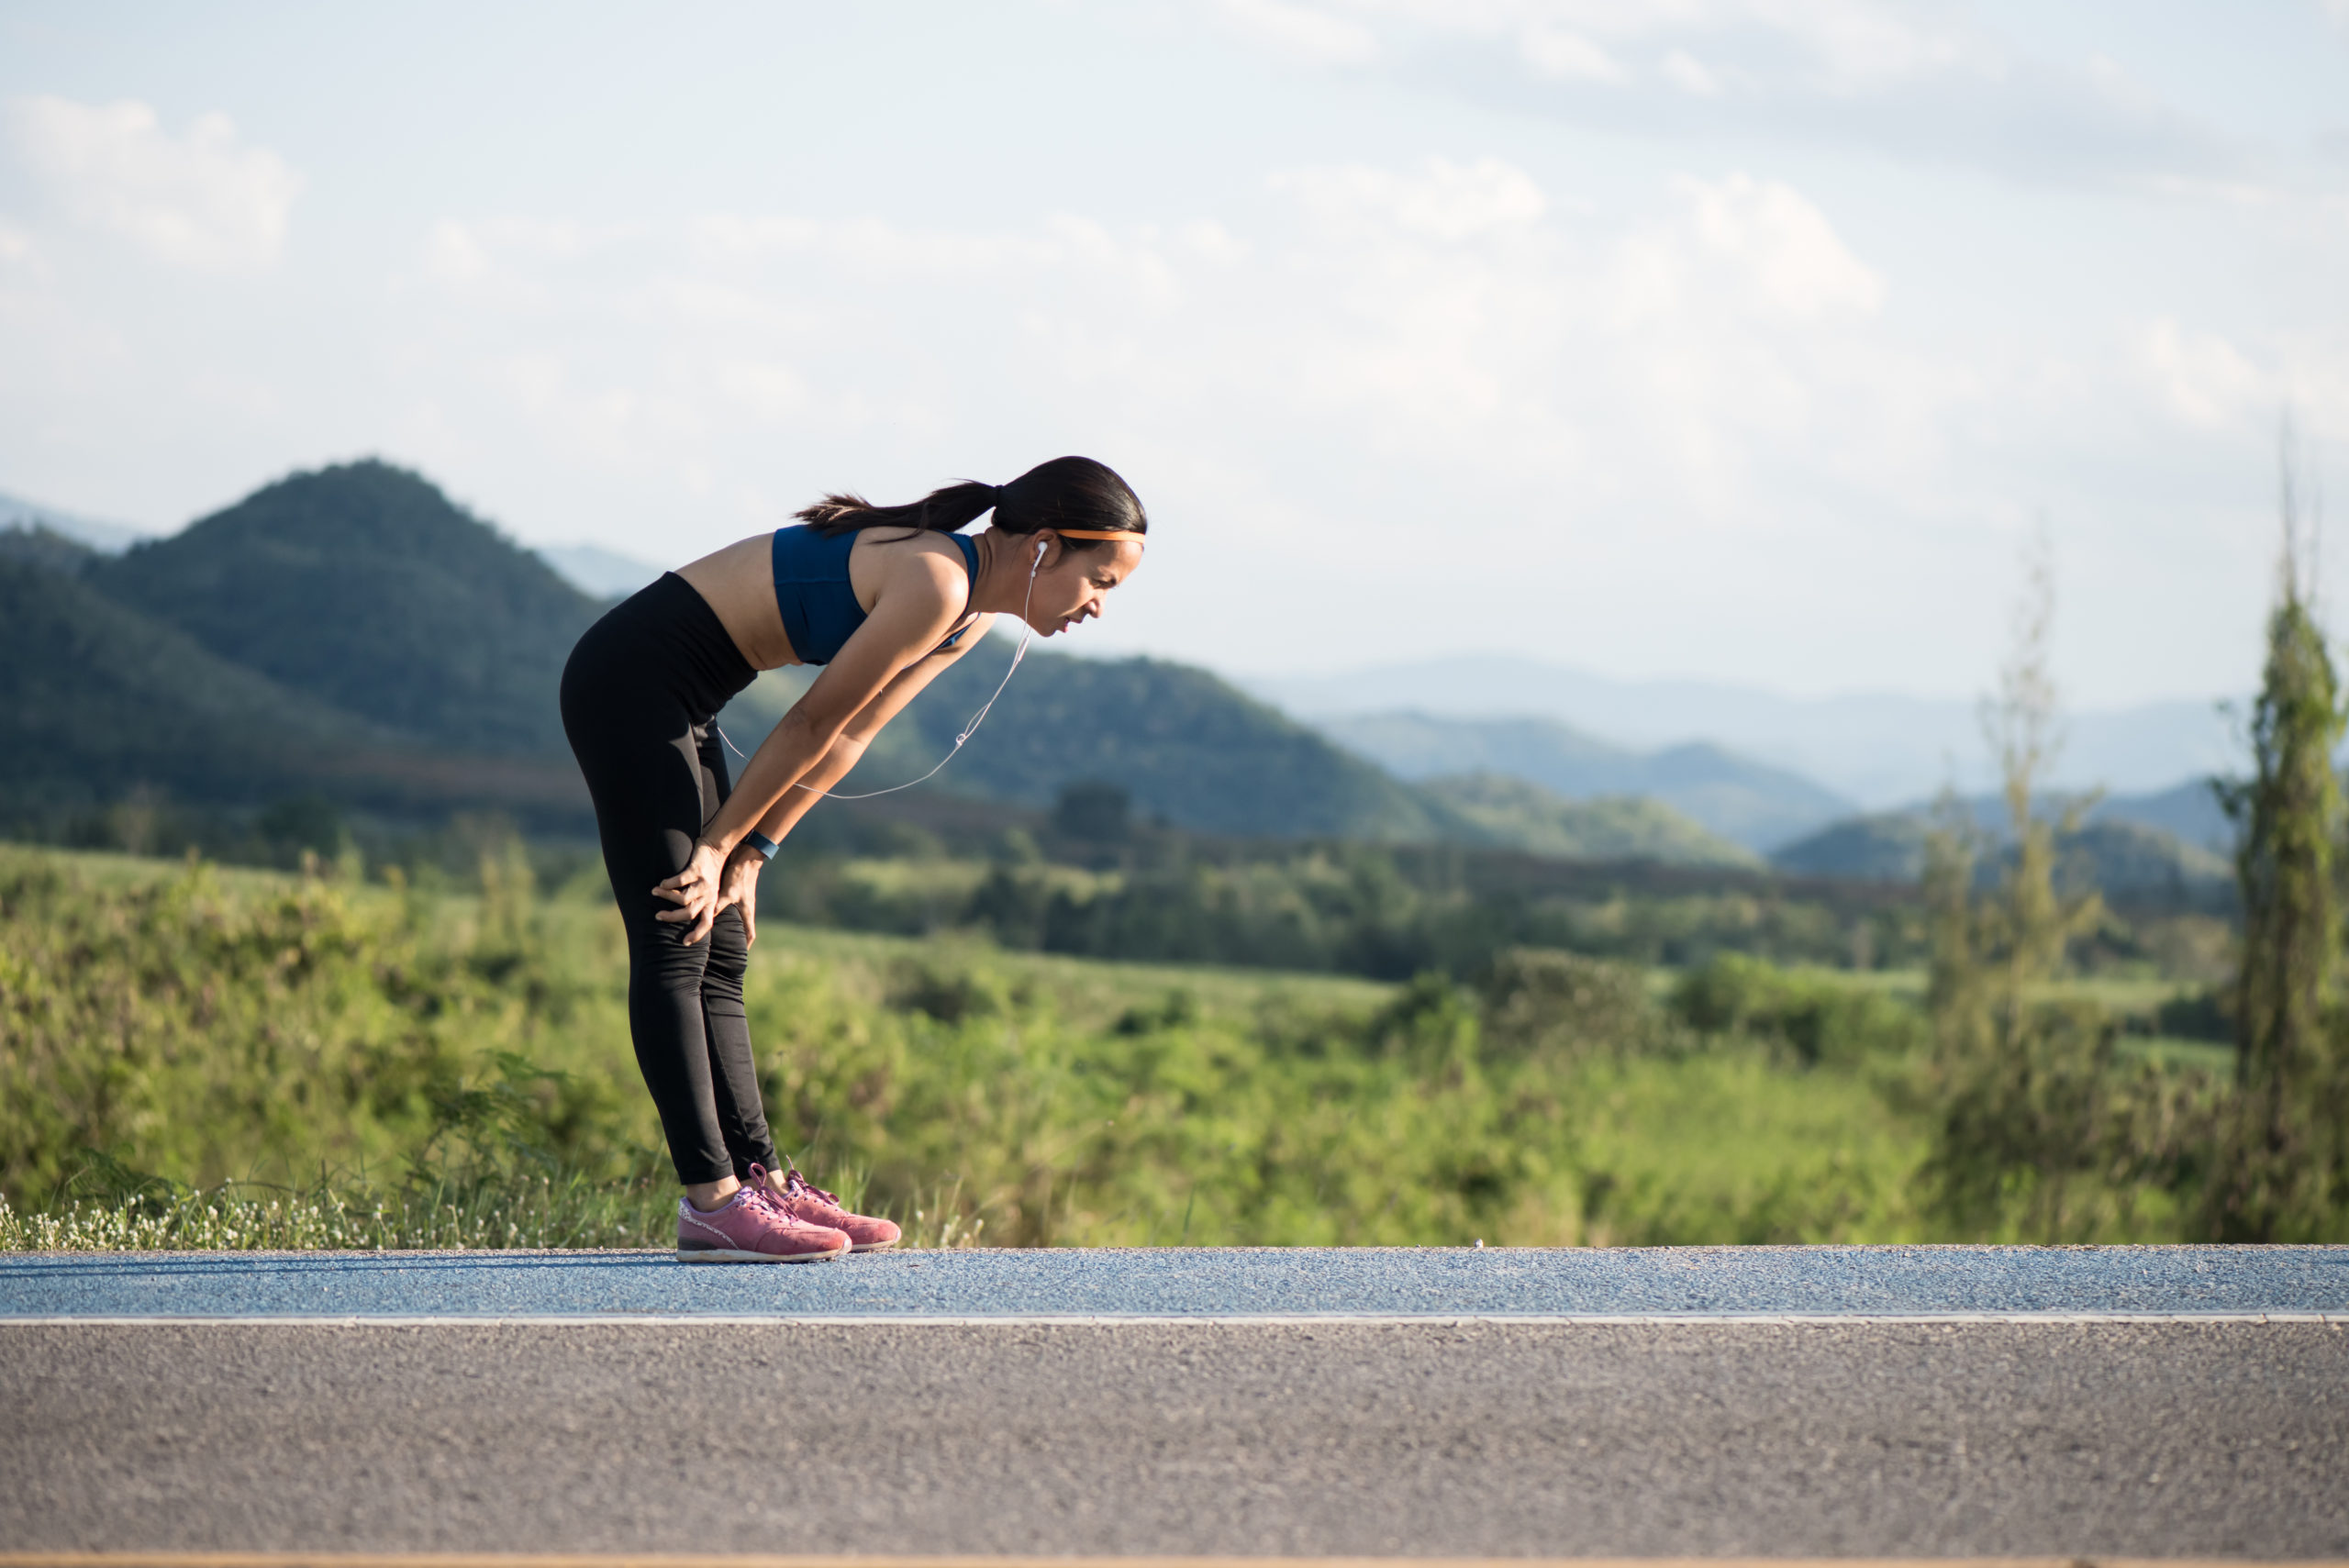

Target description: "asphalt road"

left=6, top=1248, right=2345, bottom=1557
left=7, top=1243, right=2348, bottom=1319
left=5, top=1317, right=2344, bottom=1558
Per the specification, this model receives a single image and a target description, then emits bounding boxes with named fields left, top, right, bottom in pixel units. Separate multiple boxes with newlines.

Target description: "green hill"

left=88, top=461, right=600, bottom=755
left=1414, top=772, right=1759, bottom=867
left=1313, top=710, right=1853, bottom=851
left=718, top=653, right=1754, bottom=860
left=0, top=523, right=103, bottom=579
left=1771, top=807, right=2232, bottom=909
left=797, top=644, right=1450, bottom=841
left=0, top=553, right=590, bottom=826
left=0, top=555, right=384, bottom=809
left=2, top=458, right=1907, bottom=866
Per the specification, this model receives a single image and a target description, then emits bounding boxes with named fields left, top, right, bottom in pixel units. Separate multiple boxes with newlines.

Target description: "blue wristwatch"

left=742, top=830, right=781, bottom=861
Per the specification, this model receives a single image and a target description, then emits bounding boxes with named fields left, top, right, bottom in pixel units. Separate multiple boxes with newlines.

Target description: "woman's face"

left=1026, top=534, right=1145, bottom=637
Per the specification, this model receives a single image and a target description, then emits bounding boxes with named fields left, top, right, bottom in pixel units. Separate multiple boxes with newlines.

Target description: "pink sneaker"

left=764, top=1163, right=902, bottom=1252
left=676, top=1182, right=849, bottom=1263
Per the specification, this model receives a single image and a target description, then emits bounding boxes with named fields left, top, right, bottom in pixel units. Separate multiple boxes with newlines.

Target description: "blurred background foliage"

left=0, top=821, right=2276, bottom=1251
left=2, top=456, right=2339, bottom=1251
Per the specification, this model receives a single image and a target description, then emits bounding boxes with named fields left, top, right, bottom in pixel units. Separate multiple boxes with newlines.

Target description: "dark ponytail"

left=796, top=455, right=1146, bottom=549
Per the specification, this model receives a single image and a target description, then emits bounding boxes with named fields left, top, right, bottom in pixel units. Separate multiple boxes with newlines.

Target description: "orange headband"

left=1049, top=528, right=1142, bottom=540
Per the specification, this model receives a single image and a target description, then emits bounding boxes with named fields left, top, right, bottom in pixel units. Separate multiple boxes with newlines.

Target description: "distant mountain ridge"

left=1242, top=654, right=2241, bottom=808
left=0, top=460, right=2239, bottom=892
left=1310, top=709, right=1853, bottom=852
left=87, top=462, right=602, bottom=756
left=1413, top=773, right=1761, bottom=866
left=718, top=651, right=1757, bottom=863
left=0, top=489, right=152, bottom=552
left=4, top=460, right=1750, bottom=862
left=1770, top=799, right=2233, bottom=908
left=536, top=542, right=667, bottom=600
left=0, top=554, right=385, bottom=810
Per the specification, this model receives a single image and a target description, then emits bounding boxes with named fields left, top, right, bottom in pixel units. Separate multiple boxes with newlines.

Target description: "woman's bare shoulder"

left=852, top=528, right=970, bottom=607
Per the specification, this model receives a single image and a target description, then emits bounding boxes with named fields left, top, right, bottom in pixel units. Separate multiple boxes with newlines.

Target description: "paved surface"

left=6, top=1249, right=2345, bottom=1556
left=4, top=1318, right=2345, bottom=1557
left=6, top=1244, right=2347, bottom=1319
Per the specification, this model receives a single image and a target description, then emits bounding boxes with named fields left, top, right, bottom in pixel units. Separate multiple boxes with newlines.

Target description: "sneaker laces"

left=781, top=1165, right=844, bottom=1210
left=741, top=1163, right=820, bottom=1230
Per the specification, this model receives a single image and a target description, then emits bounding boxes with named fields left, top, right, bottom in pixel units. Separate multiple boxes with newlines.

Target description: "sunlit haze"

left=3, top=1, right=2345, bottom=707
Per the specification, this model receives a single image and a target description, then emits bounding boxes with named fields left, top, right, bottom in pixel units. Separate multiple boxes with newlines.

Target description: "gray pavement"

left=6, top=1248, right=2345, bottom=1557
left=6, top=1243, right=2348, bottom=1319
left=5, top=1317, right=2344, bottom=1557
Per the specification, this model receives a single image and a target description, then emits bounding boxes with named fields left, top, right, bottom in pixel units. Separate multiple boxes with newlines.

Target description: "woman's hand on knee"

left=652, top=841, right=729, bottom=944
left=717, top=846, right=763, bottom=947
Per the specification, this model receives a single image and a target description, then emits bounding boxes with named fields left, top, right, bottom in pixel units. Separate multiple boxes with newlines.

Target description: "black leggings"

left=561, top=573, right=778, bottom=1185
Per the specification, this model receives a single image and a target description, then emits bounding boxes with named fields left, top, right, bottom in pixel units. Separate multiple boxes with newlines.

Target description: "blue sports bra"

left=770, top=524, right=981, bottom=665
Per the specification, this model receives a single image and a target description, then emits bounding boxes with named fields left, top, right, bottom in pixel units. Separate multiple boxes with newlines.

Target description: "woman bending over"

left=560, top=456, right=1147, bottom=1262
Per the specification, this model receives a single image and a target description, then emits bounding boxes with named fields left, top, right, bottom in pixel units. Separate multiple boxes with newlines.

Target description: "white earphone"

left=759, top=528, right=1049, bottom=803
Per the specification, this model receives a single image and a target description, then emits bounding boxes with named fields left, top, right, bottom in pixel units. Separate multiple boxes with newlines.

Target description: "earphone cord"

left=714, top=541, right=1041, bottom=802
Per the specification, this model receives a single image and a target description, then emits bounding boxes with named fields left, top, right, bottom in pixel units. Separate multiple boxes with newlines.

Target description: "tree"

left=1919, top=530, right=2112, bottom=1239
left=2206, top=425, right=2349, bottom=1240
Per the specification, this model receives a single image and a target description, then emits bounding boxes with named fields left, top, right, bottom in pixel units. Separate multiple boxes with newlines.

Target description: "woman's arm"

left=708, top=552, right=967, bottom=844
left=671, top=625, right=999, bottom=946
left=651, top=549, right=975, bottom=942
left=745, top=619, right=996, bottom=842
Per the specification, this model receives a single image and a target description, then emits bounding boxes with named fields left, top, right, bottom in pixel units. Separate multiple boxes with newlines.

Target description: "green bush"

left=0, top=843, right=2129, bottom=1251
left=1476, top=947, right=1669, bottom=1062
left=1671, top=951, right=1925, bottom=1067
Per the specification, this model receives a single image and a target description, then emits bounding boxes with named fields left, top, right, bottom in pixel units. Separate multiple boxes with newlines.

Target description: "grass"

left=0, top=840, right=2227, bottom=1251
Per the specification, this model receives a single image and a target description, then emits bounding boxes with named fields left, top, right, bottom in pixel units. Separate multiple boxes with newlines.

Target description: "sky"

left=2, top=0, right=2345, bottom=709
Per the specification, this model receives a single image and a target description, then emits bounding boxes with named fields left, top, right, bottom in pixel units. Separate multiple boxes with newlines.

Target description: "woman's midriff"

left=674, top=537, right=798, bottom=670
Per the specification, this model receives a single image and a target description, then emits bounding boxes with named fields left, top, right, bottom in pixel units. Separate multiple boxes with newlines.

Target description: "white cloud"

left=422, top=218, right=492, bottom=283
left=1269, top=155, right=1547, bottom=240
left=392, top=157, right=1920, bottom=562
left=1189, top=0, right=2234, bottom=188
left=1676, top=172, right=1883, bottom=317
left=6, top=96, right=303, bottom=270
left=1211, top=0, right=1378, bottom=64
left=1660, top=49, right=1721, bottom=96
left=1520, top=27, right=1624, bottom=83
left=2139, top=317, right=2266, bottom=429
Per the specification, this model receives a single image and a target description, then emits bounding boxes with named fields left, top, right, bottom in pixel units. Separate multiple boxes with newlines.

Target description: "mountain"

left=0, top=523, right=104, bottom=578
left=536, top=542, right=668, bottom=600
left=1241, top=654, right=2242, bottom=808
left=1311, top=709, right=1852, bottom=851
left=0, top=551, right=590, bottom=825
left=1770, top=807, right=2232, bottom=907
left=2096, top=779, right=2230, bottom=852
left=11, top=459, right=1673, bottom=851
left=88, top=461, right=602, bottom=756
left=1768, top=815, right=1931, bottom=884
left=851, top=645, right=1448, bottom=841
left=0, top=554, right=385, bottom=809
left=1413, top=773, right=1756, bottom=866
left=0, top=489, right=152, bottom=552
left=13, top=456, right=2199, bottom=873
left=715, top=652, right=1754, bottom=860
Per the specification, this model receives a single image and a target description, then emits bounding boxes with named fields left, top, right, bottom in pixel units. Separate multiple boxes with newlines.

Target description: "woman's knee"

left=700, top=908, right=751, bottom=993
left=626, top=914, right=716, bottom=991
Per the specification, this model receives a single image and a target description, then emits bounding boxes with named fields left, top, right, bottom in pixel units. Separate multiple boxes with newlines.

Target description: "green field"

left=2, top=842, right=2227, bottom=1251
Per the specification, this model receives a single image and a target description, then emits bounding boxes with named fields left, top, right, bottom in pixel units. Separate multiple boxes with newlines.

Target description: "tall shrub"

left=1919, top=536, right=2114, bottom=1239
left=2206, top=436, right=2349, bottom=1240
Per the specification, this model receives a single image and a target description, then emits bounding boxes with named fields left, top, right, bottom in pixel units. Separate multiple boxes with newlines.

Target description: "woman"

left=560, top=456, right=1147, bottom=1262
